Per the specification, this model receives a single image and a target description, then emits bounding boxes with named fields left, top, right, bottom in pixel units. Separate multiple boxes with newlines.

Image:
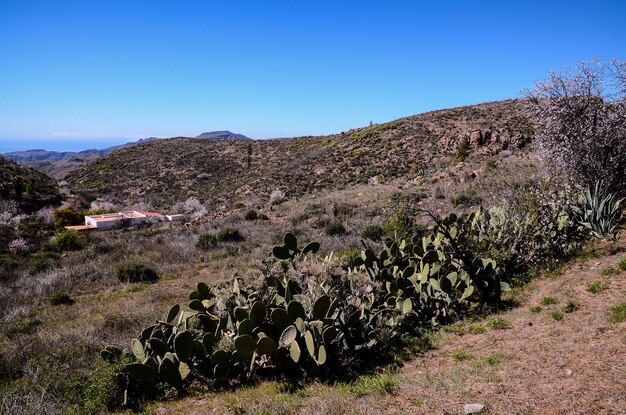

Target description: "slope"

left=0, top=156, right=62, bottom=212
left=65, top=100, right=534, bottom=209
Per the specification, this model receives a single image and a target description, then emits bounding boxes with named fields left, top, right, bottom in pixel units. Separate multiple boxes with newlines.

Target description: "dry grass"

left=145, top=233, right=626, bottom=415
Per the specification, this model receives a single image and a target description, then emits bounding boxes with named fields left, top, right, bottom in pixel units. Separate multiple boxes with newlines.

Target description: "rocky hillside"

left=66, top=100, right=534, bottom=209
left=0, top=156, right=63, bottom=212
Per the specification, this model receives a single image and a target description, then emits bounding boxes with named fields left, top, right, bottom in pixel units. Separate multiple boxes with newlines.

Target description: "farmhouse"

left=64, top=211, right=185, bottom=231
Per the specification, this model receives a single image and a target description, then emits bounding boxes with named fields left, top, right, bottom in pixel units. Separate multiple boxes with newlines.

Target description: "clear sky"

left=1, top=0, right=625, bottom=152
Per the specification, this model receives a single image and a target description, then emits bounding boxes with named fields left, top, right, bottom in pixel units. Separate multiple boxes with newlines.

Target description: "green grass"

left=540, top=296, right=558, bottom=306
left=341, top=372, right=399, bottom=397
left=607, top=302, right=626, bottom=323
left=551, top=311, right=563, bottom=321
left=452, top=349, right=472, bottom=362
left=547, top=268, right=564, bottom=280
left=483, top=353, right=503, bottom=367
left=563, top=301, right=579, bottom=313
left=487, top=317, right=511, bottom=330
left=529, top=305, right=542, bottom=313
left=618, top=258, right=626, bottom=271
left=601, top=266, right=618, bottom=276
left=586, top=281, right=608, bottom=294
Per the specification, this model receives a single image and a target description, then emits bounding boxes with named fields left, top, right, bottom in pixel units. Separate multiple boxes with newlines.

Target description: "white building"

left=65, top=211, right=185, bottom=231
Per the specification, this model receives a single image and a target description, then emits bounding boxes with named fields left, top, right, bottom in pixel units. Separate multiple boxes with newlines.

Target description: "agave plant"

left=573, top=180, right=624, bottom=240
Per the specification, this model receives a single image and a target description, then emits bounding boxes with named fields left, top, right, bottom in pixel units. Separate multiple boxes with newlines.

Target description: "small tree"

left=522, top=58, right=626, bottom=193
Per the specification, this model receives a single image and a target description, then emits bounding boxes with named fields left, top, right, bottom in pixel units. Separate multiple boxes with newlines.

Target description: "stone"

left=469, top=129, right=483, bottom=147
left=464, top=403, right=485, bottom=414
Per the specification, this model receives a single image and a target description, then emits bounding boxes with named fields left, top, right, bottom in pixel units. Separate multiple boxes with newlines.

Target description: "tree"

left=522, top=58, right=626, bottom=193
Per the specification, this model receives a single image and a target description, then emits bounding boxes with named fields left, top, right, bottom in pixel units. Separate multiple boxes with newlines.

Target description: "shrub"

left=116, top=263, right=159, bottom=283
left=451, top=190, right=482, bottom=208
left=53, top=230, right=85, bottom=251
left=361, top=224, right=384, bottom=241
left=173, top=197, right=207, bottom=220
left=53, top=207, right=83, bottom=229
left=196, top=233, right=218, bottom=249
left=382, top=212, right=415, bottom=239
left=243, top=210, right=258, bottom=221
left=325, top=220, right=346, bottom=236
left=216, top=228, right=244, bottom=242
left=529, top=305, right=542, bottom=313
left=332, top=202, right=354, bottom=219
left=49, top=291, right=75, bottom=306
left=619, top=259, right=626, bottom=271
left=335, top=248, right=361, bottom=269
left=270, top=189, right=285, bottom=205
left=453, top=136, right=470, bottom=163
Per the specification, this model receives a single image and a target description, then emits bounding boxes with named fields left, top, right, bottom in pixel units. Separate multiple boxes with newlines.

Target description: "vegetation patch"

left=607, top=302, right=626, bottom=323
left=540, top=297, right=558, bottom=306
left=116, top=263, right=159, bottom=283
left=196, top=233, right=218, bottom=249
left=49, top=291, right=75, bottom=306
left=586, top=281, right=608, bottom=293
left=487, top=317, right=511, bottom=330
left=217, top=227, right=244, bottom=242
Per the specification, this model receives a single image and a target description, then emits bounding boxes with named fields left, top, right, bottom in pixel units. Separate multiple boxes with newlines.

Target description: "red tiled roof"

left=94, top=216, right=123, bottom=222
left=137, top=211, right=165, bottom=218
left=64, top=225, right=97, bottom=230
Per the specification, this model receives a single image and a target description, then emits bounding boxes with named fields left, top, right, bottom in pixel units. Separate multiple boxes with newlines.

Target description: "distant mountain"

left=2, top=138, right=163, bottom=179
left=195, top=131, right=251, bottom=140
left=3, top=139, right=159, bottom=164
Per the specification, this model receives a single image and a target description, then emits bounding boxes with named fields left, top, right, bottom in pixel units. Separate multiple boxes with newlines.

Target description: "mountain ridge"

left=66, top=99, right=534, bottom=210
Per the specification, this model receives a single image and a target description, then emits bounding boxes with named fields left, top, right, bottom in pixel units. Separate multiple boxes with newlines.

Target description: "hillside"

left=0, top=156, right=62, bottom=212
left=66, top=100, right=534, bottom=209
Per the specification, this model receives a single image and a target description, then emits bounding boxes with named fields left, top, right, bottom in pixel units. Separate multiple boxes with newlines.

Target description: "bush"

left=172, top=197, right=207, bottom=220
left=216, top=228, right=244, bottom=242
left=325, top=220, right=346, bottom=236
left=243, top=210, right=258, bottom=221
left=361, top=224, right=384, bottom=241
left=49, top=291, right=75, bottom=306
left=116, top=263, right=159, bottom=283
left=335, top=248, right=361, bottom=269
left=453, top=136, right=470, bottom=163
left=196, top=233, right=218, bottom=249
left=451, top=190, right=482, bottom=208
left=53, top=207, right=83, bottom=229
left=382, top=212, right=415, bottom=239
left=53, top=230, right=85, bottom=251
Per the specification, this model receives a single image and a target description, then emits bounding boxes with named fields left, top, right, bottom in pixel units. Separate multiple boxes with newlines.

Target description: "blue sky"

left=1, top=1, right=625, bottom=152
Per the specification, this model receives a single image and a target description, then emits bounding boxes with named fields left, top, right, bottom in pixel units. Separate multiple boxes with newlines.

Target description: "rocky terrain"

left=66, top=100, right=534, bottom=210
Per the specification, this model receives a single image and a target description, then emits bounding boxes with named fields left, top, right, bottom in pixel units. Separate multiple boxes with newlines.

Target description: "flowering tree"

left=523, top=58, right=626, bottom=194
